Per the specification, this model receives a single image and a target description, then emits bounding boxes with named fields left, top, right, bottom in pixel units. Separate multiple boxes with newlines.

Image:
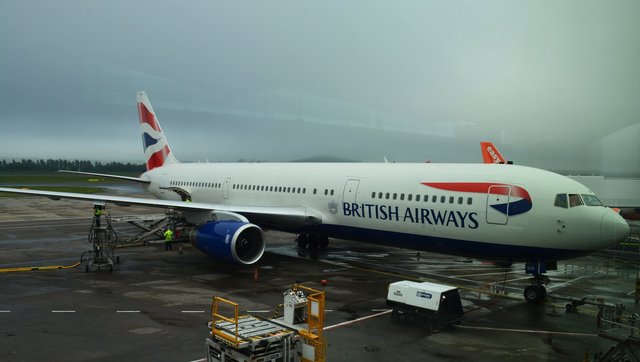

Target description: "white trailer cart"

left=386, top=280, right=463, bottom=331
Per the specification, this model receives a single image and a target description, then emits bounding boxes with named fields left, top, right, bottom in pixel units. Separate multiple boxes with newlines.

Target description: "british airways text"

left=342, top=202, right=479, bottom=229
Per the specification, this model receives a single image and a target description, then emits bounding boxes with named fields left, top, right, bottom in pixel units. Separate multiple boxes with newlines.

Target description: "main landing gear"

left=523, top=261, right=556, bottom=303
left=296, top=234, right=329, bottom=249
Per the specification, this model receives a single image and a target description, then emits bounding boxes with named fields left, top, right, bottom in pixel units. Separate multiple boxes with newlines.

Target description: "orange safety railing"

left=210, top=296, right=241, bottom=349
left=293, top=283, right=326, bottom=362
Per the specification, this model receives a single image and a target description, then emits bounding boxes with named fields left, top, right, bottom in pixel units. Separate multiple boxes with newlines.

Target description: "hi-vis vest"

left=164, top=230, right=174, bottom=241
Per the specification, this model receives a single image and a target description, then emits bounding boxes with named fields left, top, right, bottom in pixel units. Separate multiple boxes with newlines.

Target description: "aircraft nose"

left=600, top=211, right=630, bottom=247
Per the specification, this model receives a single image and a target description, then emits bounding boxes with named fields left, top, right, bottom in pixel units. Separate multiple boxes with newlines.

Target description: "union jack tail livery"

left=137, top=91, right=179, bottom=171
left=480, top=141, right=507, bottom=164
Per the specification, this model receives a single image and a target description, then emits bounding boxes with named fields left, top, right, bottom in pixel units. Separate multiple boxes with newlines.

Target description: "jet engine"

left=189, top=221, right=265, bottom=265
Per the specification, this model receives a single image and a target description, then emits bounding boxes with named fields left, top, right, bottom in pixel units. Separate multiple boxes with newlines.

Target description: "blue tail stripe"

left=142, top=132, right=159, bottom=150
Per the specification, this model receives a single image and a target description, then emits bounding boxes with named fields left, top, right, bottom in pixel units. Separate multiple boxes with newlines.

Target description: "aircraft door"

left=222, top=177, right=231, bottom=199
left=159, top=173, right=169, bottom=194
left=486, top=185, right=510, bottom=225
left=343, top=179, right=360, bottom=204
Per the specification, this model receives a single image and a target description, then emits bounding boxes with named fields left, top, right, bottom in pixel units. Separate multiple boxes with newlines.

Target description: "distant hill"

left=292, top=155, right=359, bottom=163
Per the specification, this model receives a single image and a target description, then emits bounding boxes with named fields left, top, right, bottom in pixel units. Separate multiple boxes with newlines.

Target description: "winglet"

left=137, top=91, right=179, bottom=171
left=480, top=142, right=507, bottom=164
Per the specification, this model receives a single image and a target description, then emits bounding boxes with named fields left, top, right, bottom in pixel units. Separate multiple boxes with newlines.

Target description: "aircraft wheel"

left=524, top=285, right=546, bottom=303
left=307, top=236, right=320, bottom=249
left=296, top=235, right=309, bottom=249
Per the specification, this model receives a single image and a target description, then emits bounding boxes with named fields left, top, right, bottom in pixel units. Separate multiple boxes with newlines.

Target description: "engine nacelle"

left=189, top=221, right=265, bottom=265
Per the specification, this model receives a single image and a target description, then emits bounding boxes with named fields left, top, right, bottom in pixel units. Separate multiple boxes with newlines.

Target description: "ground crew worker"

left=93, top=205, right=103, bottom=227
left=164, top=228, right=174, bottom=251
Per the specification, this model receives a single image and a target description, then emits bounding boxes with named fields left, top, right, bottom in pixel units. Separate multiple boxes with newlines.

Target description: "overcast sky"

left=1, top=1, right=639, bottom=175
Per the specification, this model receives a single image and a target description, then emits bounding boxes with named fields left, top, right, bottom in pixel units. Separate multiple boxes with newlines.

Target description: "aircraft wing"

left=58, top=170, right=151, bottom=184
left=0, top=187, right=322, bottom=227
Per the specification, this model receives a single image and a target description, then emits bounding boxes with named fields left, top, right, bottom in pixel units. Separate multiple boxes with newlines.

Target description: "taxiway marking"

left=324, top=309, right=392, bottom=331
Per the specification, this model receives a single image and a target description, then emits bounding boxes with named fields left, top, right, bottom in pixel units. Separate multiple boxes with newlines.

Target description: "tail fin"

left=480, top=142, right=507, bottom=164
left=137, top=91, right=179, bottom=171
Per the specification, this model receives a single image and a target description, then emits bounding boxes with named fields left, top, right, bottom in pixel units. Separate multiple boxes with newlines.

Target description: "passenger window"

left=330, top=190, right=334, bottom=196
left=371, top=192, right=376, bottom=199
left=554, top=194, right=568, bottom=208
left=393, top=193, right=397, bottom=200
left=385, top=193, right=390, bottom=199
left=416, top=194, right=420, bottom=202
left=440, top=196, right=446, bottom=203
left=449, top=196, right=454, bottom=204
left=458, top=197, right=463, bottom=204
left=467, top=197, right=472, bottom=205
left=378, top=192, right=383, bottom=199
left=432, top=195, right=437, bottom=203
left=407, top=194, right=412, bottom=201
left=400, top=194, right=405, bottom=201
left=568, top=194, right=583, bottom=207
left=324, top=189, right=328, bottom=195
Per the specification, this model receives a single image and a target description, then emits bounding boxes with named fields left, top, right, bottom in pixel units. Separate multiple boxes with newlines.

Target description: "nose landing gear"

left=523, top=261, right=555, bottom=303
left=524, top=274, right=550, bottom=303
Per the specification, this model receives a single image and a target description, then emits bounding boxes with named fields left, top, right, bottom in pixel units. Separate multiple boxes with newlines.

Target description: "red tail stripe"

left=137, top=103, right=161, bottom=132
left=146, top=145, right=170, bottom=171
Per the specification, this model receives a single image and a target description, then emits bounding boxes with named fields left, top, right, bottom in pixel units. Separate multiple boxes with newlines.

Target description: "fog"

left=1, top=1, right=639, bottom=175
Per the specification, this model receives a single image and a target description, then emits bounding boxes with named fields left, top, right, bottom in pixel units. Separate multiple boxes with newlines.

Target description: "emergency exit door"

left=222, top=177, right=231, bottom=199
left=486, top=185, right=510, bottom=225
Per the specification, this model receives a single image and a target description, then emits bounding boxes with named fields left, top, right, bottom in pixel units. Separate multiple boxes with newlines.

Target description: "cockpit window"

left=568, top=194, right=583, bottom=207
left=554, top=194, right=568, bottom=208
left=581, top=194, right=603, bottom=206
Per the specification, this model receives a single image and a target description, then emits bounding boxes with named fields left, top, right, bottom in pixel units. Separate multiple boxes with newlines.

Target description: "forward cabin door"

left=342, top=179, right=360, bottom=204
left=486, top=185, right=510, bottom=225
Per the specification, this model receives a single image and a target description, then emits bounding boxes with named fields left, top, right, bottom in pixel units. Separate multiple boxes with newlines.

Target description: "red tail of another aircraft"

left=480, top=142, right=507, bottom=164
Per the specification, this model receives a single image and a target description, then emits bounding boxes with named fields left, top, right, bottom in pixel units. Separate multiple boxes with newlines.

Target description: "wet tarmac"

left=1, top=196, right=639, bottom=361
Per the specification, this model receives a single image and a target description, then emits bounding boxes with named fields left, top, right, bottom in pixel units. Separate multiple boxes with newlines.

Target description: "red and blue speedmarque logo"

left=423, top=182, right=533, bottom=216
left=138, top=103, right=171, bottom=170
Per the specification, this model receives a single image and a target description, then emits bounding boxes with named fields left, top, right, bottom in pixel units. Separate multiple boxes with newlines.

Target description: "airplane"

left=0, top=91, right=630, bottom=303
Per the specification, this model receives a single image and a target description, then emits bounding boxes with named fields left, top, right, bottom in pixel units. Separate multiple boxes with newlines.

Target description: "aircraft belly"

left=312, top=224, right=586, bottom=261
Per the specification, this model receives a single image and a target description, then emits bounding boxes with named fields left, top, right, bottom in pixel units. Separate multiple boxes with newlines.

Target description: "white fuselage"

left=142, top=162, right=628, bottom=262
